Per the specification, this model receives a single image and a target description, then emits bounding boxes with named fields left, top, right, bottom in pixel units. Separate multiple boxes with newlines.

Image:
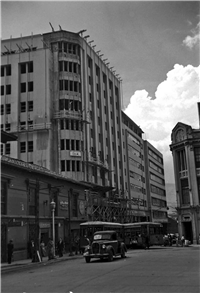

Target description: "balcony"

left=53, top=110, right=90, bottom=123
left=11, top=123, right=51, bottom=133
left=58, top=52, right=80, bottom=61
left=86, top=153, right=109, bottom=170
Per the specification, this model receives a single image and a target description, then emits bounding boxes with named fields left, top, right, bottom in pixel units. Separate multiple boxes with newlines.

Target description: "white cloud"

left=124, top=64, right=200, bottom=183
left=183, top=21, right=200, bottom=49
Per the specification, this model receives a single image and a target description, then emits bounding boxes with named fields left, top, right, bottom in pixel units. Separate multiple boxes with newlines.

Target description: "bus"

left=123, top=222, right=164, bottom=248
left=79, top=221, right=123, bottom=253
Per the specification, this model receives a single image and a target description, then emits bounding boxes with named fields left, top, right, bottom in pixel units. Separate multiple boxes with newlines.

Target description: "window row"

left=149, top=160, right=164, bottom=174
left=128, top=144, right=142, bottom=159
left=129, top=157, right=143, bottom=171
left=130, top=197, right=147, bottom=207
left=61, top=139, right=83, bottom=151
left=1, top=64, right=11, bottom=77
left=127, top=133, right=141, bottom=147
left=59, top=61, right=80, bottom=74
left=152, top=211, right=167, bottom=219
left=61, top=160, right=82, bottom=172
left=21, top=81, right=34, bottom=93
left=58, top=42, right=79, bottom=55
left=129, top=170, right=143, bottom=182
left=20, top=101, right=33, bottom=112
left=20, top=121, right=33, bottom=130
left=130, top=183, right=146, bottom=194
left=59, top=99, right=81, bottom=111
left=1, top=104, right=11, bottom=115
left=150, top=173, right=165, bottom=185
left=194, top=147, right=200, bottom=168
left=60, top=119, right=82, bottom=131
left=150, top=184, right=166, bottom=196
left=20, top=141, right=33, bottom=153
left=1, top=143, right=11, bottom=155
left=148, top=149, right=163, bottom=164
left=152, top=197, right=167, bottom=207
left=59, top=80, right=81, bottom=93
left=20, top=61, right=33, bottom=74
left=1, top=84, right=11, bottom=95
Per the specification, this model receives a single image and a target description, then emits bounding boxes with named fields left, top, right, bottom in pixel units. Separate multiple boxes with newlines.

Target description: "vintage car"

left=83, top=230, right=127, bottom=263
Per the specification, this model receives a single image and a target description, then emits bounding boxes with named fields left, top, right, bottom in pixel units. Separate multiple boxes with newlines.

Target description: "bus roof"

left=123, top=222, right=163, bottom=227
left=80, top=221, right=123, bottom=227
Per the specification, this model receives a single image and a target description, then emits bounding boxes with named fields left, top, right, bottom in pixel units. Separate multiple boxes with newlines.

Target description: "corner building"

left=1, top=30, right=125, bottom=197
left=170, top=120, right=200, bottom=244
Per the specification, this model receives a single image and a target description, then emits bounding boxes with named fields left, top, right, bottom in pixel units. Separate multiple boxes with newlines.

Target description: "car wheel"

left=121, top=248, right=125, bottom=258
left=85, top=256, right=91, bottom=263
left=108, top=250, right=113, bottom=262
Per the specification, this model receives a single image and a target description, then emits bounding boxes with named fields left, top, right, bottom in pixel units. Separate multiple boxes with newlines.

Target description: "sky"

left=1, top=1, right=200, bottom=185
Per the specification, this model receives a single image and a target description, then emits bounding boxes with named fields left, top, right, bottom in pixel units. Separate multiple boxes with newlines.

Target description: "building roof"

left=1, top=131, right=18, bottom=143
left=1, top=155, right=91, bottom=188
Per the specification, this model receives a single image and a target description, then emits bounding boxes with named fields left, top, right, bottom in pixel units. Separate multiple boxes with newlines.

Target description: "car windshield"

left=94, top=233, right=112, bottom=240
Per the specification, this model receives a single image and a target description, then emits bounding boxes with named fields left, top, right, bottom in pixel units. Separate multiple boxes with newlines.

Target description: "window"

left=28, top=61, right=33, bottom=73
left=6, top=104, right=11, bottom=114
left=21, top=82, right=26, bottom=93
left=21, top=102, right=26, bottom=112
left=6, top=65, right=11, bottom=76
left=29, top=187, right=36, bottom=216
left=1, top=144, right=3, bottom=155
left=28, top=101, right=33, bottom=112
left=1, top=85, right=4, bottom=96
left=28, top=82, right=33, bottom=92
left=66, top=139, right=70, bottom=150
left=61, top=160, right=65, bottom=171
left=20, top=121, right=26, bottom=130
left=61, top=139, right=65, bottom=150
left=77, top=161, right=80, bottom=172
left=28, top=141, right=33, bottom=152
left=1, top=66, right=4, bottom=77
left=6, top=85, right=11, bottom=95
left=72, top=160, right=75, bottom=171
left=66, top=160, right=70, bottom=171
left=1, top=105, right=4, bottom=115
left=1, top=181, right=7, bottom=215
left=5, top=123, right=10, bottom=131
left=28, top=121, right=33, bottom=129
left=72, top=192, right=78, bottom=217
left=20, top=142, right=26, bottom=153
left=151, top=185, right=165, bottom=196
left=5, top=143, right=10, bottom=155
left=150, top=173, right=164, bottom=185
left=21, top=63, right=26, bottom=74
left=194, top=147, right=200, bottom=168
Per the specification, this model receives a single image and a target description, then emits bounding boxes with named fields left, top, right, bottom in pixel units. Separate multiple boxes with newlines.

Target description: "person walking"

left=57, top=237, right=64, bottom=257
left=7, top=240, right=14, bottom=264
left=145, top=234, right=150, bottom=249
left=181, top=235, right=185, bottom=247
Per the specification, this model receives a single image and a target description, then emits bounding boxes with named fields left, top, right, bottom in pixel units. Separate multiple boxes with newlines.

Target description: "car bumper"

left=84, top=251, right=109, bottom=258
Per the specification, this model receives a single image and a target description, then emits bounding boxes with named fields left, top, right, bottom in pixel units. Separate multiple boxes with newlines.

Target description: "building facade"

left=144, top=141, right=168, bottom=232
left=1, top=29, right=124, bottom=195
left=170, top=121, right=200, bottom=244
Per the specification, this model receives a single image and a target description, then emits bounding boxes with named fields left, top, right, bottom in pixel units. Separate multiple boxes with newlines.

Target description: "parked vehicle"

left=83, top=230, right=127, bottom=263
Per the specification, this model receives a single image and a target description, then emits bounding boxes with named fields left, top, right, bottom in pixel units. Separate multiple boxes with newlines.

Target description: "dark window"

left=5, top=143, right=10, bottom=155
left=28, top=101, right=33, bottom=111
left=61, top=160, right=65, bottom=171
left=6, top=85, right=11, bottom=95
left=6, top=65, right=11, bottom=76
left=76, top=140, right=79, bottom=150
left=20, top=142, right=26, bottom=153
left=1, top=66, right=4, bottom=77
left=5, top=123, right=10, bottom=131
left=6, top=104, right=11, bottom=114
left=72, top=192, right=78, bottom=217
left=70, top=81, right=73, bottom=91
left=1, top=144, right=3, bottom=155
left=1, top=181, right=7, bottom=215
left=71, top=140, right=75, bottom=150
left=28, top=121, right=33, bottom=129
left=64, top=80, right=68, bottom=91
left=59, top=80, right=63, bottom=91
left=28, top=61, right=33, bottom=73
left=59, top=61, right=63, bottom=72
left=21, top=63, right=26, bottom=74
left=77, top=161, right=80, bottom=172
left=20, top=121, right=26, bottom=130
left=28, top=141, right=33, bottom=152
left=21, top=83, right=26, bottom=93
left=1, top=105, right=4, bottom=115
left=69, top=62, right=72, bottom=73
left=66, top=139, right=70, bottom=150
left=28, top=81, right=33, bottom=92
left=61, top=139, right=65, bottom=150
left=72, top=160, right=75, bottom=171
left=66, top=160, right=70, bottom=171
left=1, top=85, right=4, bottom=96
left=21, top=102, right=26, bottom=112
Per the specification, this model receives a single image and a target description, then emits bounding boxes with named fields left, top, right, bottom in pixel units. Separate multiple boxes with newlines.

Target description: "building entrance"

left=183, top=221, right=193, bottom=244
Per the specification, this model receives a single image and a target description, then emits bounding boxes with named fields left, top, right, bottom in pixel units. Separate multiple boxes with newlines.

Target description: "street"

left=1, top=246, right=199, bottom=293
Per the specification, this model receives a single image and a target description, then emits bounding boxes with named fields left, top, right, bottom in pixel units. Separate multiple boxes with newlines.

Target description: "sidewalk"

left=1, top=252, right=83, bottom=274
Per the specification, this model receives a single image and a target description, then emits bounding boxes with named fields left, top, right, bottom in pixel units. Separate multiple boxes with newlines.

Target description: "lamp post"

left=50, top=199, right=56, bottom=257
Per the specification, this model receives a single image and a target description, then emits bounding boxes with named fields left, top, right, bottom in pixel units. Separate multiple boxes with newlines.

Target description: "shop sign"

left=39, top=223, right=50, bottom=228
left=59, top=200, right=68, bottom=210
left=70, top=151, right=81, bottom=157
left=182, top=214, right=191, bottom=222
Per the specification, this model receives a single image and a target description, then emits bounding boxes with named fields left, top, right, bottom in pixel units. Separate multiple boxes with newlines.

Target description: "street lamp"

left=50, top=199, right=56, bottom=257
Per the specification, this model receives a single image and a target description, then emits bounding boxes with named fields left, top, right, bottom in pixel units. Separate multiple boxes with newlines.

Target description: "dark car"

left=83, top=230, right=127, bottom=263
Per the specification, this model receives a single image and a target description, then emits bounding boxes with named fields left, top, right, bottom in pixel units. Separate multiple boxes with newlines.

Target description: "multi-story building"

left=170, top=116, right=200, bottom=244
left=1, top=29, right=126, bottom=220
left=143, top=141, right=168, bottom=232
left=122, top=112, right=149, bottom=222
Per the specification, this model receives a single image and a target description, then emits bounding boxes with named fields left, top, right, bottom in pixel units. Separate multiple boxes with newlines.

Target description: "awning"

left=1, top=131, right=18, bottom=143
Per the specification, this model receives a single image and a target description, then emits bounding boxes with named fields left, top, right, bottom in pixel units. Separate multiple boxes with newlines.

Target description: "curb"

left=1, top=254, right=83, bottom=275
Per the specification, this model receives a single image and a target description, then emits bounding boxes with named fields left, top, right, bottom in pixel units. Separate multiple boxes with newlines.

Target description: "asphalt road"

left=1, top=246, right=199, bottom=293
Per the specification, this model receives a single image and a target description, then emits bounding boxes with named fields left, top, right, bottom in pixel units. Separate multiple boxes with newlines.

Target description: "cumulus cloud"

left=183, top=21, right=200, bottom=49
left=124, top=64, right=200, bottom=182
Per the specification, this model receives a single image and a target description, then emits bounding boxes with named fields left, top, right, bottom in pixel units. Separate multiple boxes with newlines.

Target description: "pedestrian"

left=181, top=235, right=185, bottom=247
left=145, top=234, right=150, bottom=249
left=57, top=237, right=64, bottom=257
left=176, top=235, right=179, bottom=247
left=40, top=240, right=46, bottom=258
left=74, top=235, right=80, bottom=255
left=198, top=234, right=200, bottom=245
left=7, top=240, right=14, bottom=264
left=47, top=238, right=54, bottom=260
